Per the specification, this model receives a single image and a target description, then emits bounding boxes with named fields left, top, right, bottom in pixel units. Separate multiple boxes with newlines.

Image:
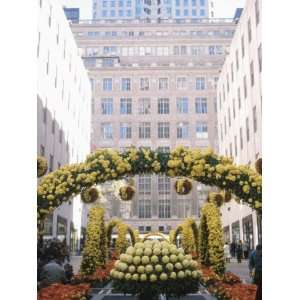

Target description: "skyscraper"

left=92, top=0, right=211, bottom=20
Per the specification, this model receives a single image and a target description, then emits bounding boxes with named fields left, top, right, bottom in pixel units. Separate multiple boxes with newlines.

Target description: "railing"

left=74, top=18, right=235, bottom=26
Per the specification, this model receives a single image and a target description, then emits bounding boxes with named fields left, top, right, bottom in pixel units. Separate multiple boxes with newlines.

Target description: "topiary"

left=111, top=240, right=201, bottom=298
left=80, top=187, right=99, bottom=204
left=174, top=178, right=193, bottom=195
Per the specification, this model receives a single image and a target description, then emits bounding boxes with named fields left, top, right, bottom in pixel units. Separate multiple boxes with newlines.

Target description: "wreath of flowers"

left=37, top=146, right=262, bottom=228
left=175, top=178, right=193, bottom=195
left=37, top=156, right=48, bottom=177
left=80, top=187, right=99, bottom=204
left=119, top=185, right=135, bottom=201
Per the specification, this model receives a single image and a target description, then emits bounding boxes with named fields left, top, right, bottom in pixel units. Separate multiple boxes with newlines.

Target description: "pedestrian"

left=224, top=242, right=231, bottom=263
left=236, top=240, right=243, bottom=263
left=230, top=240, right=236, bottom=257
left=249, top=244, right=262, bottom=300
left=243, top=240, right=249, bottom=259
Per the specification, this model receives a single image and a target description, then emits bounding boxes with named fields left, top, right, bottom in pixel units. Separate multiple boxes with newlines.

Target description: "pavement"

left=226, top=259, right=252, bottom=284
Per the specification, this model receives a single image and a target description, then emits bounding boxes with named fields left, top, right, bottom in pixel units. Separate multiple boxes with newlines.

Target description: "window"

left=231, top=63, right=234, bottom=82
left=195, top=98, right=207, bottom=114
left=158, top=176, right=170, bottom=194
left=192, top=9, right=196, bottom=16
left=139, top=122, right=151, bottom=139
left=226, top=74, right=230, bottom=92
left=243, top=76, right=247, bottom=99
left=51, top=119, right=55, bottom=134
left=101, top=123, right=113, bottom=139
left=120, top=98, right=132, bottom=114
left=158, top=98, right=169, bottom=114
left=240, top=127, right=243, bottom=150
left=228, top=108, right=231, bottom=127
left=121, top=78, right=131, bottom=91
left=200, top=0, right=205, bottom=6
left=177, top=77, right=187, bottom=89
left=177, top=97, right=188, bottom=113
left=234, top=136, right=238, bottom=156
left=176, top=9, right=180, bottom=16
left=103, top=58, right=114, bottom=67
left=138, top=98, right=151, bottom=114
left=184, top=0, right=188, bottom=6
left=177, top=199, right=191, bottom=218
left=241, top=35, right=245, bottom=57
left=139, top=175, right=151, bottom=195
left=140, top=78, right=149, bottom=91
left=253, top=106, right=257, bottom=133
left=103, top=78, right=112, bottom=91
left=177, top=122, right=189, bottom=139
left=238, top=87, right=241, bottom=109
left=158, top=122, right=170, bottom=139
left=248, top=18, right=252, bottom=43
left=196, top=77, right=205, bottom=90
left=138, top=199, right=151, bottom=218
left=246, top=118, right=250, bottom=141
left=49, top=155, right=54, bottom=172
left=159, top=78, right=168, bottom=90
left=250, top=61, right=255, bottom=86
left=196, top=122, right=208, bottom=139
left=159, top=199, right=171, bottom=218
left=232, top=98, right=236, bottom=119
left=258, top=44, right=262, bottom=72
left=157, top=146, right=170, bottom=153
left=235, top=49, right=239, bottom=71
left=200, top=9, right=205, bottom=16
left=255, top=1, right=260, bottom=25
left=120, top=122, right=132, bottom=139
left=40, top=144, right=45, bottom=156
left=101, top=98, right=113, bottom=115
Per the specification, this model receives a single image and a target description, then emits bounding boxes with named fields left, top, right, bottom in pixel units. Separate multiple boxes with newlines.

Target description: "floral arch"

left=37, top=146, right=262, bottom=229
left=142, top=232, right=168, bottom=242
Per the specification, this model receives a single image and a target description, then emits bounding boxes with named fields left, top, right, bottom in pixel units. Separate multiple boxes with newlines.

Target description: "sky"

left=60, top=0, right=246, bottom=20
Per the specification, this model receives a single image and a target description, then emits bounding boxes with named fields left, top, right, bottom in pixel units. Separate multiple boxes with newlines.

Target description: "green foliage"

left=80, top=206, right=106, bottom=275
left=199, top=202, right=225, bottom=275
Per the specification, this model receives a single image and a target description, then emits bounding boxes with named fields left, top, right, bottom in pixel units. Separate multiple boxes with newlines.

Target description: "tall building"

left=92, top=0, right=211, bottom=20
left=71, top=18, right=236, bottom=234
left=216, top=0, right=261, bottom=249
left=38, top=0, right=91, bottom=250
left=63, top=7, right=80, bottom=23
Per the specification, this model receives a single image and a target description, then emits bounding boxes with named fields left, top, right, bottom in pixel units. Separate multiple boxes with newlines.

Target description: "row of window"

left=84, top=45, right=225, bottom=57
left=99, top=77, right=207, bottom=91
left=100, top=121, right=208, bottom=139
left=82, top=30, right=234, bottom=39
left=220, top=107, right=258, bottom=159
left=99, top=97, right=208, bottom=115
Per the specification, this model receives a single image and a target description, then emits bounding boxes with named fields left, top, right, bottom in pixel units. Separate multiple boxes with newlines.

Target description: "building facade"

left=216, top=0, right=261, bottom=249
left=37, top=0, right=91, bottom=250
left=63, top=7, right=80, bottom=23
left=92, top=0, right=211, bottom=20
left=71, top=18, right=236, bottom=233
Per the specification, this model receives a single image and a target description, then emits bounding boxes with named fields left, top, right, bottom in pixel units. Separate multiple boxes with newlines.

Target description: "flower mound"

left=110, top=240, right=201, bottom=297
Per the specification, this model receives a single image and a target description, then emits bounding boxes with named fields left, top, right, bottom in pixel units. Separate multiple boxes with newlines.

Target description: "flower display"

left=37, top=147, right=262, bottom=229
left=223, top=190, right=232, bottom=203
left=80, top=206, right=107, bottom=275
left=119, top=185, right=135, bottom=201
left=199, top=202, right=225, bottom=275
left=80, top=187, right=99, bottom=204
left=38, top=283, right=90, bottom=300
left=37, top=156, right=48, bottom=177
left=174, top=178, right=192, bottom=195
left=208, top=192, right=224, bottom=207
left=111, top=240, right=201, bottom=298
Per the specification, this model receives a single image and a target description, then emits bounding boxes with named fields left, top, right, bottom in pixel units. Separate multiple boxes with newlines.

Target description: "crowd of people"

left=37, top=237, right=74, bottom=289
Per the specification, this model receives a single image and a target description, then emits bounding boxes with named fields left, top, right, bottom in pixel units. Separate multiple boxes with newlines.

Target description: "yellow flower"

left=242, top=184, right=250, bottom=193
left=151, top=161, right=161, bottom=172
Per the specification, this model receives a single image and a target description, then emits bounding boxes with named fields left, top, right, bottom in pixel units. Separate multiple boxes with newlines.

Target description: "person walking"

left=249, top=244, right=262, bottom=300
left=243, top=240, right=249, bottom=259
left=230, top=240, right=236, bottom=258
left=236, top=240, right=243, bottom=263
left=224, top=242, right=231, bottom=263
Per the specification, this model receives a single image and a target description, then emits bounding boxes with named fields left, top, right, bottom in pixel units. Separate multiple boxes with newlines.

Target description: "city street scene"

left=37, top=0, right=262, bottom=299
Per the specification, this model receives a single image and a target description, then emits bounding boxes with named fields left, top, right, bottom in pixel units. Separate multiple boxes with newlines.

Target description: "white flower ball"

left=141, top=255, right=150, bottom=265
left=132, top=273, right=139, bottom=281
left=160, top=273, right=168, bottom=281
left=182, top=259, right=190, bottom=268
left=140, top=274, right=147, bottom=281
left=135, top=248, right=143, bottom=256
left=133, top=256, right=141, bottom=265
left=175, top=262, right=183, bottom=270
left=151, top=255, right=159, bottom=264
left=161, top=248, right=169, bottom=256
left=177, top=270, right=185, bottom=279
left=166, top=263, right=174, bottom=272
left=153, top=247, right=161, bottom=256
left=170, top=254, right=177, bottom=263
left=125, top=273, right=132, bottom=281
left=170, top=271, right=177, bottom=279
left=155, top=264, right=163, bottom=273
left=137, top=265, right=145, bottom=274
left=145, top=264, right=153, bottom=274
left=162, top=255, right=170, bottom=264
left=128, top=265, right=136, bottom=273
left=144, top=247, right=152, bottom=256
left=150, top=274, right=157, bottom=282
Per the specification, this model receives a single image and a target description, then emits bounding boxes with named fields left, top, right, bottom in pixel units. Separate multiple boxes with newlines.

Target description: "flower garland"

left=80, top=206, right=107, bottom=275
left=37, top=156, right=48, bottom=177
left=199, top=202, right=225, bottom=275
left=37, top=147, right=262, bottom=228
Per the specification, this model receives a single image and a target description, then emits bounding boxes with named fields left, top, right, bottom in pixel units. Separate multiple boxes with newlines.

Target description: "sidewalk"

left=226, top=259, right=252, bottom=284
